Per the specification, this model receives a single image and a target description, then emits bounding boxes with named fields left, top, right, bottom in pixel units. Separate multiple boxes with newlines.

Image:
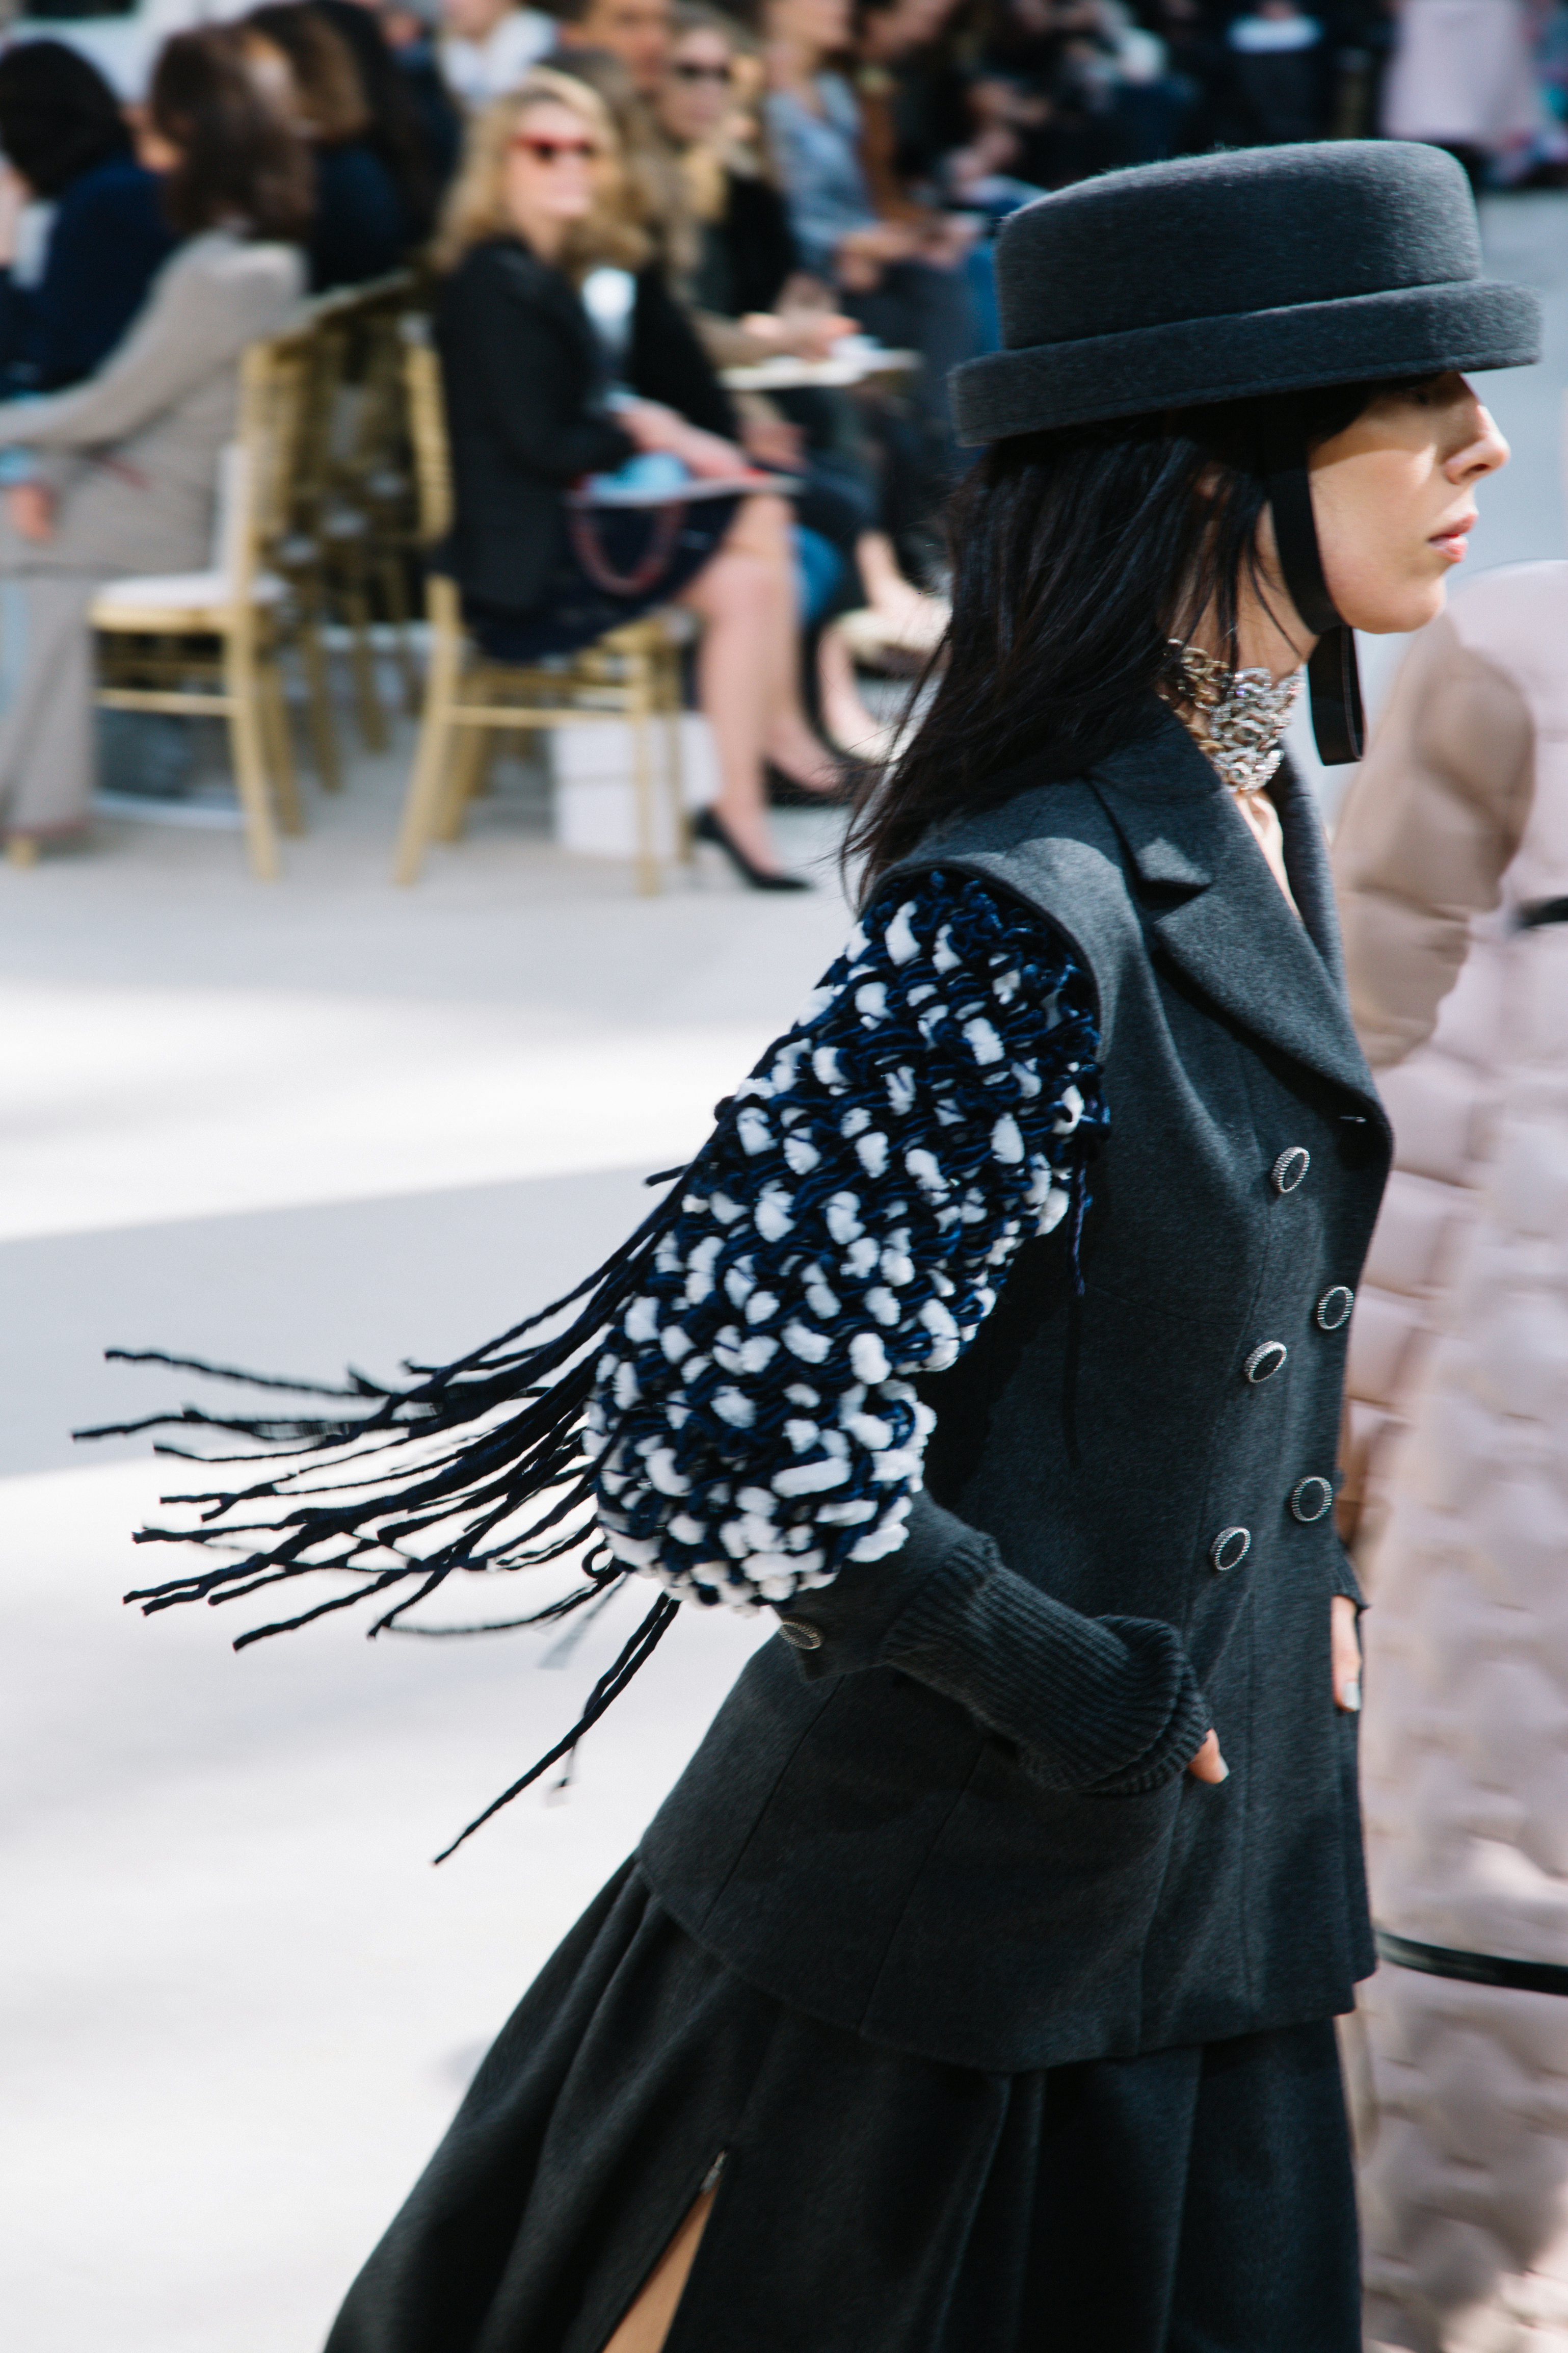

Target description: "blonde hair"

left=433, top=69, right=650, bottom=276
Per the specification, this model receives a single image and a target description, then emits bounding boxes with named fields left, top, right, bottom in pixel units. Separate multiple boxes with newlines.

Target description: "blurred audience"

left=315, top=0, right=445, bottom=233
left=0, top=41, right=176, bottom=400
left=1225, top=0, right=1326, bottom=145
left=1335, top=563, right=1568, bottom=2353
left=762, top=0, right=984, bottom=490
left=355, top=0, right=466, bottom=182
left=555, top=0, right=679, bottom=94
left=1382, top=0, right=1547, bottom=184
left=433, top=67, right=845, bottom=884
left=0, top=27, right=307, bottom=856
left=650, top=2, right=944, bottom=744
left=245, top=4, right=411, bottom=287
left=439, top=0, right=555, bottom=104
left=657, top=5, right=801, bottom=313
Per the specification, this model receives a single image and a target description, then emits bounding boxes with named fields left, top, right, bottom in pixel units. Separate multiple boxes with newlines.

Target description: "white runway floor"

left=4, top=192, right=1567, bottom=2353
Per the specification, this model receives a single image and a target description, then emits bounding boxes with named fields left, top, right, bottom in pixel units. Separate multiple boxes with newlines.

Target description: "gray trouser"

left=0, top=574, right=97, bottom=835
left=0, top=454, right=213, bottom=834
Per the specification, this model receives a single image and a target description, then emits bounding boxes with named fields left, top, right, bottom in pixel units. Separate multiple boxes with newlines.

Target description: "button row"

left=1241, top=1291, right=1355, bottom=1384
left=1209, top=1476, right=1336, bottom=1570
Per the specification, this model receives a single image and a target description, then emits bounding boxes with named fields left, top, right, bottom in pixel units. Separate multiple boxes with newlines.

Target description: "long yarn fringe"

left=76, top=1171, right=691, bottom=1855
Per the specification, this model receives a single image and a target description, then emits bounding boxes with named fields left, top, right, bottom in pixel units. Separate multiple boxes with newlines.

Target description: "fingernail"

left=1214, top=1757, right=1229, bottom=1781
left=1342, top=1680, right=1362, bottom=1712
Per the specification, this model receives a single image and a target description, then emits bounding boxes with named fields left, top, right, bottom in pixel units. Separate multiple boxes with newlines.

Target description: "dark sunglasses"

left=511, top=134, right=602, bottom=163
left=669, top=60, right=733, bottom=82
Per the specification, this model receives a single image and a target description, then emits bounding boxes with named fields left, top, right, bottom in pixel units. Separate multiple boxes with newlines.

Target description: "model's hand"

left=1332, top=1592, right=1362, bottom=1711
left=1188, top=1597, right=1360, bottom=1785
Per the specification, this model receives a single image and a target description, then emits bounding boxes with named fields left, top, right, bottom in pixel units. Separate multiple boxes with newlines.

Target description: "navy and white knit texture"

left=583, top=871, right=1106, bottom=1610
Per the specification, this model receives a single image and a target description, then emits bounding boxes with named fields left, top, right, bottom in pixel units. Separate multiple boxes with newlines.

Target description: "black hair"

left=311, top=0, right=438, bottom=232
left=848, top=379, right=1391, bottom=888
left=150, top=24, right=314, bottom=242
left=0, top=39, right=130, bottom=199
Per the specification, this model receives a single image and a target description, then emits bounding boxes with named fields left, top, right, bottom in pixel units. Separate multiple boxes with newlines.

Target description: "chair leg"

left=379, top=550, right=420, bottom=715
left=341, top=566, right=387, bottom=752
left=393, top=617, right=464, bottom=885
left=438, top=721, right=493, bottom=841
left=629, top=669, right=659, bottom=898
left=299, top=617, right=341, bottom=792
left=660, top=659, right=689, bottom=869
left=259, top=658, right=305, bottom=836
left=223, top=640, right=281, bottom=881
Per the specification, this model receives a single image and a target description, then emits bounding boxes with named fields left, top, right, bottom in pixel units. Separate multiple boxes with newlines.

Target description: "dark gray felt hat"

left=951, top=140, right=1540, bottom=447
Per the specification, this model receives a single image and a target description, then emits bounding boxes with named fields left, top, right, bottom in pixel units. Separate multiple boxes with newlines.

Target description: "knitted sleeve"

left=585, top=868, right=1103, bottom=1605
left=583, top=869, right=1210, bottom=1799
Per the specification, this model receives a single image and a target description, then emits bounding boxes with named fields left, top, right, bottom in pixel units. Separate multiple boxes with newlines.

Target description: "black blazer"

left=693, top=169, right=799, bottom=319
left=642, top=713, right=1392, bottom=2073
left=435, top=237, right=738, bottom=616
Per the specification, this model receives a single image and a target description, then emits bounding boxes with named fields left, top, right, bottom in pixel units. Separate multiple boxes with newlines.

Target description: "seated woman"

left=435, top=66, right=845, bottom=888
left=245, top=3, right=410, bottom=290
left=762, top=0, right=985, bottom=496
left=0, top=40, right=176, bottom=398
left=312, top=0, right=446, bottom=240
left=653, top=2, right=948, bottom=751
left=0, top=26, right=309, bottom=859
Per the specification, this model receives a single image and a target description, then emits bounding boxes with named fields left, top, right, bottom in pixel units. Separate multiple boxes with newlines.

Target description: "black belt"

left=1376, top=1928, right=1568, bottom=1997
left=1517, top=897, right=1568, bottom=931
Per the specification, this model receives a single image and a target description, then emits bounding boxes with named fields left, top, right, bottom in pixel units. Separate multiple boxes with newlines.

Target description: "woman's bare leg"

left=680, top=496, right=809, bottom=874
left=601, top=2182, right=718, bottom=2353
left=718, top=496, right=844, bottom=791
left=816, top=620, right=897, bottom=762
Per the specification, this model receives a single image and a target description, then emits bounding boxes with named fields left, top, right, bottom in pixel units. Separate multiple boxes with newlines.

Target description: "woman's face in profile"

left=1307, top=373, right=1510, bottom=637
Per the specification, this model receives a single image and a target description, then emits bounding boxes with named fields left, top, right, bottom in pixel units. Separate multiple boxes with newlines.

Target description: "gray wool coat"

left=640, top=711, right=1393, bottom=2074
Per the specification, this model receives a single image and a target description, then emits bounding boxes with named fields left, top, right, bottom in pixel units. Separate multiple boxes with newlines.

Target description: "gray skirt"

left=324, top=1859, right=1360, bottom=2353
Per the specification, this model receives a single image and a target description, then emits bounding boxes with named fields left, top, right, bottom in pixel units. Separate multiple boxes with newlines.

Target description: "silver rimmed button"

left=1290, top=1476, right=1334, bottom=1524
left=1210, top=1526, right=1252, bottom=1573
left=1244, top=1341, right=1288, bottom=1384
left=777, top=1617, right=823, bottom=1651
left=1315, top=1285, right=1354, bottom=1331
left=1271, top=1147, right=1311, bottom=1194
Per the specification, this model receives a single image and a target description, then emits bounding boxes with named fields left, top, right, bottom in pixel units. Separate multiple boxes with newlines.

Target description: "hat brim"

left=950, top=279, right=1542, bottom=445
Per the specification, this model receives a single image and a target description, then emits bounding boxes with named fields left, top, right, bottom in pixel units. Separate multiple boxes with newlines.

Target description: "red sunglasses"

left=511, top=134, right=602, bottom=164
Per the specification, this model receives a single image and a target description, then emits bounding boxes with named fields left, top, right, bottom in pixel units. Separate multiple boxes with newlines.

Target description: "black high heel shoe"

left=694, top=807, right=811, bottom=892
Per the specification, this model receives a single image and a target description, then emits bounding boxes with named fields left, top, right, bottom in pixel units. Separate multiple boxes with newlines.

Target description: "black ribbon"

left=1377, top=1928, right=1568, bottom=1998
left=1264, top=417, right=1365, bottom=768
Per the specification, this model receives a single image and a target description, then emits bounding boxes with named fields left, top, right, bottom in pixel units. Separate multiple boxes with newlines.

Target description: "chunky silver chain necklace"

left=1165, top=642, right=1303, bottom=797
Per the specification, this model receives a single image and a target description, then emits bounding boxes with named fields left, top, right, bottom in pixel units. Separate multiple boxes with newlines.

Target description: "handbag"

left=567, top=452, right=692, bottom=597
left=566, top=453, right=795, bottom=599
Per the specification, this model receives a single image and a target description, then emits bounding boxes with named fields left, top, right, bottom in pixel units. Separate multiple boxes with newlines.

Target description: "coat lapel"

left=1089, top=710, right=1376, bottom=1106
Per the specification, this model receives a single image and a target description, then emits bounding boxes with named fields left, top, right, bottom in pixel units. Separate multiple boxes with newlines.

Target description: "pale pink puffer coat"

left=1335, top=562, right=1568, bottom=2353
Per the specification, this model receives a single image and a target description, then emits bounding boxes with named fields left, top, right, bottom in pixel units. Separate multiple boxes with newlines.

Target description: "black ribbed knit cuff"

left=886, top=1563, right=1209, bottom=1795
left=772, top=1493, right=1210, bottom=1796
